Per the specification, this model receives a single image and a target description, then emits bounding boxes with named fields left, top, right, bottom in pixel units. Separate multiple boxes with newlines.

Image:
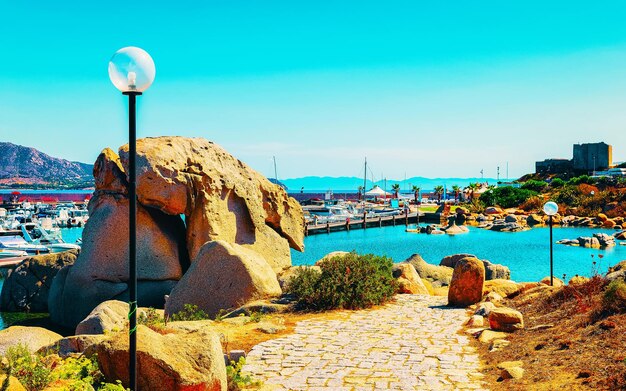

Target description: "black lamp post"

left=543, top=201, right=558, bottom=286
left=108, top=46, right=156, bottom=390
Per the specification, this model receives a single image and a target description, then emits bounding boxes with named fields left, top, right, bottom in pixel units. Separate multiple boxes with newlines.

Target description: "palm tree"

left=451, top=185, right=461, bottom=203
left=467, top=182, right=479, bottom=201
left=391, top=184, right=400, bottom=199
left=412, top=185, right=421, bottom=204
left=434, top=185, right=444, bottom=203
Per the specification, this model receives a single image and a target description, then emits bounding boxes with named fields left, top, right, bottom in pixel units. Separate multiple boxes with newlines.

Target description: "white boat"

left=0, top=235, right=50, bottom=255
left=0, top=248, right=28, bottom=259
left=20, top=222, right=81, bottom=253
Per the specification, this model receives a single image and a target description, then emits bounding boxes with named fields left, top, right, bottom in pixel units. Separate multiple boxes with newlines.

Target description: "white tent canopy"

left=364, top=186, right=392, bottom=197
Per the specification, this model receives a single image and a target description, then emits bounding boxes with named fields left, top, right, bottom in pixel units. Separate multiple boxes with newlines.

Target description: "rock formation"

left=49, top=137, right=304, bottom=329
left=392, top=263, right=430, bottom=295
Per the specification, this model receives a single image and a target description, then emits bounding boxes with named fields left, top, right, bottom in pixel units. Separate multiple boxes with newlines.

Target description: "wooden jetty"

left=305, top=211, right=428, bottom=235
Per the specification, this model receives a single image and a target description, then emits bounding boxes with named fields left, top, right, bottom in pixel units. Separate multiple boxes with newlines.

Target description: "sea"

left=1, top=224, right=624, bottom=330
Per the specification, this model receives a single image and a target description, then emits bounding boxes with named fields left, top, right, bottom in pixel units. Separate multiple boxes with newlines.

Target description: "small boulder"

left=483, top=279, right=521, bottom=298
left=540, top=276, right=564, bottom=287
left=526, top=214, right=544, bottom=226
left=475, top=302, right=496, bottom=316
left=483, top=260, right=511, bottom=280
left=485, top=207, right=503, bottom=215
left=75, top=300, right=162, bottom=335
left=504, top=214, right=518, bottom=223
left=392, top=263, right=430, bottom=295
left=0, top=326, right=62, bottom=356
left=93, top=324, right=227, bottom=390
left=484, top=291, right=504, bottom=303
left=448, top=258, right=485, bottom=307
left=0, top=375, right=25, bottom=391
left=40, top=334, right=107, bottom=358
left=440, top=254, right=476, bottom=268
left=488, top=307, right=524, bottom=332
left=568, top=275, right=589, bottom=285
left=165, top=240, right=282, bottom=318
left=489, top=339, right=510, bottom=352
left=466, top=315, right=484, bottom=327
left=478, top=330, right=508, bottom=343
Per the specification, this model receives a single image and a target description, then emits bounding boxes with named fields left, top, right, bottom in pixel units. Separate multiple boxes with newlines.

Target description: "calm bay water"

left=1, top=225, right=624, bottom=330
left=291, top=225, right=624, bottom=282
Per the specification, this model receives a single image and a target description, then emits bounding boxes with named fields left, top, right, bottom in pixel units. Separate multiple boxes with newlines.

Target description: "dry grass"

left=473, top=277, right=626, bottom=390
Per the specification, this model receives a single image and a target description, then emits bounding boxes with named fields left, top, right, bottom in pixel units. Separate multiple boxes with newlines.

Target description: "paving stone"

left=241, top=295, right=487, bottom=390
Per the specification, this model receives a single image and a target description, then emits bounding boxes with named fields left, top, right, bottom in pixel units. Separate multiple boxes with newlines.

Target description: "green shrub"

left=550, top=178, right=566, bottom=188
left=138, top=307, right=165, bottom=330
left=3, top=344, right=51, bottom=391
left=171, top=304, right=210, bottom=321
left=521, top=180, right=548, bottom=192
left=554, top=185, right=581, bottom=206
left=567, top=175, right=594, bottom=186
left=479, top=186, right=537, bottom=209
left=226, top=357, right=261, bottom=391
left=602, top=279, right=626, bottom=315
left=286, top=252, right=396, bottom=311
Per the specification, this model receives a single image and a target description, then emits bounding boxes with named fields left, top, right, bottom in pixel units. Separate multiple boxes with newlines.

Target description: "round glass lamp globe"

left=108, top=47, right=155, bottom=93
left=543, top=201, right=559, bottom=216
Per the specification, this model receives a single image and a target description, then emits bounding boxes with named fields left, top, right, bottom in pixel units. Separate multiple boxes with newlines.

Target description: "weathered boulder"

left=597, top=213, right=609, bottom=222
left=568, top=275, right=589, bottom=285
left=448, top=258, right=485, bottom=307
left=504, top=214, right=518, bottom=223
left=475, top=301, right=496, bottom=316
left=478, top=330, right=508, bottom=343
left=489, top=307, right=524, bottom=332
left=0, top=326, right=62, bottom=356
left=483, top=260, right=511, bottom=280
left=92, top=324, right=227, bottom=391
left=483, top=279, right=521, bottom=298
left=119, top=136, right=304, bottom=271
left=392, top=263, right=430, bottom=295
left=490, top=221, right=527, bottom=232
left=485, top=207, right=503, bottom=215
left=165, top=240, right=281, bottom=318
left=0, top=250, right=78, bottom=312
left=405, top=254, right=453, bottom=286
left=499, top=361, right=525, bottom=380
left=443, top=222, right=469, bottom=235
left=609, top=260, right=626, bottom=273
left=48, top=192, right=187, bottom=329
left=615, top=231, right=626, bottom=240
left=526, top=214, right=544, bottom=226
left=466, top=315, right=485, bottom=327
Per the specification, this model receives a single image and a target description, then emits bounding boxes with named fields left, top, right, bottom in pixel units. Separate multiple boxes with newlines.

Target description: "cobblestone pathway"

left=242, top=295, right=487, bottom=390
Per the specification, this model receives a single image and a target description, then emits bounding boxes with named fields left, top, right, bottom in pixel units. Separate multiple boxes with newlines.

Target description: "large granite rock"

left=0, top=326, right=62, bottom=356
left=48, top=194, right=186, bottom=329
left=92, top=324, right=226, bottom=390
left=165, top=240, right=282, bottom=318
left=0, top=250, right=78, bottom=312
left=392, top=263, right=430, bottom=295
left=448, top=258, right=485, bottom=307
left=93, top=148, right=128, bottom=195
left=119, top=136, right=304, bottom=271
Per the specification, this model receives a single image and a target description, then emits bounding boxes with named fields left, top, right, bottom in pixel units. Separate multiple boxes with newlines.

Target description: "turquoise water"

left=291, top=225, right=624, bottom=282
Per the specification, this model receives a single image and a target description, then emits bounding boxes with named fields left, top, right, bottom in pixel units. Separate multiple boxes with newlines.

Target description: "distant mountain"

left=0, top=142, right=93, bottom=188
left=281, top=176, right=500, bottom=192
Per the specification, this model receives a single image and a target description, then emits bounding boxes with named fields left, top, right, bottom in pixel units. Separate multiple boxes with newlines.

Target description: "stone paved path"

left=242, top=295, right=487, bottom=390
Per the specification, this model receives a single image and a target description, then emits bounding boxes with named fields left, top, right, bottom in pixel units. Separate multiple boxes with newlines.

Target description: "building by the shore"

left=536, top=142, right=613, bottom=175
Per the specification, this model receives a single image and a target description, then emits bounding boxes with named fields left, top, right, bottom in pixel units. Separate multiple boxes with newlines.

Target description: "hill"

left=0, top=142, right=93, bottom=188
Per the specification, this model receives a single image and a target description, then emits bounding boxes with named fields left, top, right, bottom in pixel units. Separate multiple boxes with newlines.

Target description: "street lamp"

left=108, top=46, right=155, bottom=390
left=543, top=201, right=559, bottom=286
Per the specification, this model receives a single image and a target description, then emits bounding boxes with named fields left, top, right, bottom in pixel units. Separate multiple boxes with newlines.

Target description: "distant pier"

left=304, top=211, right=443, bottom=235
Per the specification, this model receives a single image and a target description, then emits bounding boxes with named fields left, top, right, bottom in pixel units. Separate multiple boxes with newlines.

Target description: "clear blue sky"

left=3, top=1, right=626, bottom=180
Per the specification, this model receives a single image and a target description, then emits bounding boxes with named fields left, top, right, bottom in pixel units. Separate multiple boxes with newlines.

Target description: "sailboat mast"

left=363, top=157, right=367, bottom=192
left=273, top=156, right=278, bottom=182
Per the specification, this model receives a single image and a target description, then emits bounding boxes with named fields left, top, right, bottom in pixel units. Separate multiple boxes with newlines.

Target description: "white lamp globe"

left=543, top=201, right=559, bottom=216
left=108, top=47, right=156, bottom=93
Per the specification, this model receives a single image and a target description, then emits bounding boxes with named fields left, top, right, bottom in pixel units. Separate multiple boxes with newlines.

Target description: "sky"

left=3, top=1, right=626, bottom=181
